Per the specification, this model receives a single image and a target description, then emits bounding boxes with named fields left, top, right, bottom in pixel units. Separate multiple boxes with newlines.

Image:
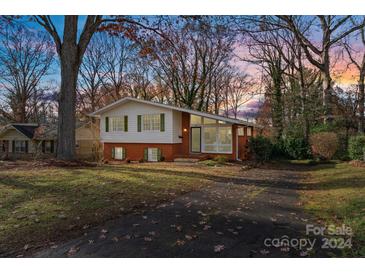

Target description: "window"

left=14, top=141, right=26, bottom=153
left=203, top=126, right=232, bottom=153
left=111, top=117, right=124, bottom=132
left=148, top=148, right=158, bottom=162
left=247, top=127, right=252, bottom=136
left=203, top=117, right=217, bottom=125
left=142, top=114, right=160, bottom=131
left=190, top=115, right=202, bottom=125
left=114, top=147, right=125, bottom=160
left=218, top=127, right=232, bottom=152
left=203, top=127, right=217, bottom=152
left=238, top=128, right=244, bottom=136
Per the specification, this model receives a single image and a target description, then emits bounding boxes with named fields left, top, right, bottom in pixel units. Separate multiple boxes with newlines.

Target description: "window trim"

left=142, top=113, right=161, bottom=132
left=201, top=125, right=233, bottom=154
left=14, top=140, right=27, bottom=154
left=110, top=116, right=125, bottom=132
left=247, top=127, right=252, bottom=137
left=114, top=147, right=125, bottom=160
left=190, top=127, right=201, bottom=153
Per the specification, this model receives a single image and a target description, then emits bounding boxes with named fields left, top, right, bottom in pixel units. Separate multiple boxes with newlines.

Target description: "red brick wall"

left=103, top=143, right=181, bottom=162
left=179, top=112, right=190, bottom=156
left=238, top=127, right=250, bottom=160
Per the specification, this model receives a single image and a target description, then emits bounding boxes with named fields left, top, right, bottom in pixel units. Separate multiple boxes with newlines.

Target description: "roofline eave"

left=88, top=97, right=259, bottom=128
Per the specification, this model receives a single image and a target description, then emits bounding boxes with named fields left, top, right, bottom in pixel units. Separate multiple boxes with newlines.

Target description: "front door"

left=191, top=127, right=201, bottom=153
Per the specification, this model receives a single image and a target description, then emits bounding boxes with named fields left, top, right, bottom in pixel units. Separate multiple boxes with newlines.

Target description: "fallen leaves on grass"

left=214, top=245, right=225, bottom=253
left=175, top=240, right=186, bottom=246
left=67, top=246, right=80, bottom=256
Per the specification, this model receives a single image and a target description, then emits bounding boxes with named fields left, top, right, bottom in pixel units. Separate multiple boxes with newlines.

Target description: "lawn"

left=300, top=162, right=365, bottom=257
left=0, top=161, right=244, bottom=256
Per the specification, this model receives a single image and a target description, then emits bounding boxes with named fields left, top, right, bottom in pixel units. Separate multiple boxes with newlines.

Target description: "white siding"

left=100, top=101, right=182, bottom=144
left=172, top=110, right=182, bottom=143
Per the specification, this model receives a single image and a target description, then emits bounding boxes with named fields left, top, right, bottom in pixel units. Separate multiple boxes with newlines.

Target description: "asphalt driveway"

left=35, top=166, right=328, bottom=257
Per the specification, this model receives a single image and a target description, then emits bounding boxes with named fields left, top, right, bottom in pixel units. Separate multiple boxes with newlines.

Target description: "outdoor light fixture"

left=183, top=128, right=187, bottom=132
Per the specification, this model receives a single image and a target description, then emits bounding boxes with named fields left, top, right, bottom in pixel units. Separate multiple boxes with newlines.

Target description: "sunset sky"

left=7, top=16, right=364, bottom=117
left=16, top=16, right=363, bottom=86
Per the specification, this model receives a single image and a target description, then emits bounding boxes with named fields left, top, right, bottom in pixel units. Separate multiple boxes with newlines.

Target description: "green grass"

left=0, top=162, right=246, bottom=255
left=301, top=162, right=365, bottom=257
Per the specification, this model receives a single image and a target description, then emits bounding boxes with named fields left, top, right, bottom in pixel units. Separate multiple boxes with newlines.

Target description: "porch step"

left=173, top=158, right=200, bottom=163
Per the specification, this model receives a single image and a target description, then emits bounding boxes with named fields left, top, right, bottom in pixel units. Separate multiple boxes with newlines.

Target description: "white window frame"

left=247, top=127, right=252, bottom=136
left=114, top=147, right=124, bottom=160
left=111, top=117, right=125, bottom=132
left=238, top=127, right=245, bottom=136
left=201, top=125, right=232, bottom=154
left=142, top=114, right=160, bottom=132
left=148, top=148, right=158, bottom=162
left=14, top=140, right=26, bottom=153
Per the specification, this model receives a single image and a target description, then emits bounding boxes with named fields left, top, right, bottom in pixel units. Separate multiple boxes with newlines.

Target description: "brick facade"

left=103, top=142, right=182, bottom=162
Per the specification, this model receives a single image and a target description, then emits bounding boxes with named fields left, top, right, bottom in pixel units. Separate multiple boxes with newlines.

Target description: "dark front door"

left=191, top=127, right=201, bottom=153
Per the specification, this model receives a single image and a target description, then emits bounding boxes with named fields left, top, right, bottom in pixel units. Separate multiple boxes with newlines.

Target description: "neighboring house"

left=0, top=123, right=55, bottom=159
left=89, top=97, right=258, bottom=162
left=0, top=122, right=100, bottom=160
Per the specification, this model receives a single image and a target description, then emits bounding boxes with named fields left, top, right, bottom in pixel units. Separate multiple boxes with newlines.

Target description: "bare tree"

left=242, top=27, right=287, bottom=140
left=77, top=34, right=106, bottom=115
left=342, top=24, right=365, bottom=133
left=32, top=16, right=110, bottom=160
left=125, top=57, right=159, bottom=100
left=32, top=15, right=162, bottom=160
left=141, top=17, right=235, bottom=110
left=0, top=25, right=54, bottom=122
left=99, top=34, right=134, bottom=101
left=277, top=16, right=365, bottom=123
left=222, top=72, right=254, bottom=119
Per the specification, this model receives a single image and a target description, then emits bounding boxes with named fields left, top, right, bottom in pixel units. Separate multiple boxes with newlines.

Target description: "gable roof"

left=12, top=124, right=38, bottom=139
left=89, top=97, right=257, bottom=127
left=0, top=123, right=39, bottom=139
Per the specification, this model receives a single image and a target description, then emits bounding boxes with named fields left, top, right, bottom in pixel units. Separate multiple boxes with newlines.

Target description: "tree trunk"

left=56, top=17, right=80, bottom=160
left=359, top=77, right=365, bottom=133
left=321, top=70, right=332, bottom=124
left=321, top=49, right=332, bottom=124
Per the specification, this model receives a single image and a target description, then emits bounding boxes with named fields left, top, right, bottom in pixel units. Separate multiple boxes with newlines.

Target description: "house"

left=0, top=123, right=53, bottom=159
left=0, top=122, right=101, bottom=160
left=89, top=97, right=258, bottom=162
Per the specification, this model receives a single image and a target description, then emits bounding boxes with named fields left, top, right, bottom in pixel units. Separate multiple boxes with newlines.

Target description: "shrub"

left=213, top=155, right=228, bottom=164
left=248, top=136, right=273, bottom=163
left=271, top=137, right=311, bottom=160
left=348, top=135, right=365, bottom=161
left=283, top=137, right=312, bottom=159
left=310, top=132, right=339, bottom=160
left=271, top=139, right=287, bottom=159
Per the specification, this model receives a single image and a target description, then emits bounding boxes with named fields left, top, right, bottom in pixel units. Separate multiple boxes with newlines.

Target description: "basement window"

left=114, top=147, right=125, bottom=160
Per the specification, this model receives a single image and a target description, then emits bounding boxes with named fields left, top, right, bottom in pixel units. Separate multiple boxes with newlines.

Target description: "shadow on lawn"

left=104, top=163, right=363, bottom=191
